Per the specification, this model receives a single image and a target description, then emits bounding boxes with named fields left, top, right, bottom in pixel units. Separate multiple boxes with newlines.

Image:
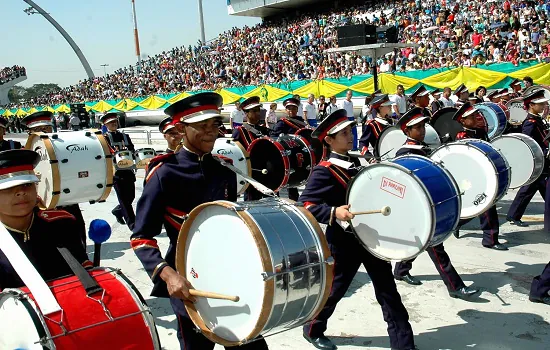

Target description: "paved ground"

left=7, top=131, right=550, bottom=350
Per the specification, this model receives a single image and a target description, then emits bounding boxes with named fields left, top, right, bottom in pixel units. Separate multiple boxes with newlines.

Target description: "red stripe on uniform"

left=130, top=238, right=159, bottom=250
left=303, top=201, right=318, bottom=209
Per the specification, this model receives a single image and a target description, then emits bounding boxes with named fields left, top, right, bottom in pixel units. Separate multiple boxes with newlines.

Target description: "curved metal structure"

left=23, top=0, right=95, bottom=79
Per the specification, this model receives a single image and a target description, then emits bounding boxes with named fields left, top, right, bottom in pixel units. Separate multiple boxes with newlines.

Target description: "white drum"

left=114, top=150, right=135, bottom=170
left=135, top=148, right=156, bottom=169
left=213, top=139, right=251, bottom=195
left=376, top=124, right=441, bottom=160
left=506, top=98, right=527, bottom=125
left=26, top=130, right=114, bottom=209
left=430, top=140, right=511, bottom=219
left=491, top=133, right=545, bottom=189
left=177, top=199, right=333, bottom=346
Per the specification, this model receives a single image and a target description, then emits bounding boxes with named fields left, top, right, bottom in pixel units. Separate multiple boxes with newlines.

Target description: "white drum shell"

left=114, top=150, right=135, bottom=170
left=135, top=148, right=156, bottom=169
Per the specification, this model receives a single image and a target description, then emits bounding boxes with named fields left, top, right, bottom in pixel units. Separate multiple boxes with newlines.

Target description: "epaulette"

left=212, top=154, right=234, bottom=165
left=319, top=160, right=332, bottom=168
left=38, top=209, right=75, bottom=222
left=527, top=118, right=537, bottom=123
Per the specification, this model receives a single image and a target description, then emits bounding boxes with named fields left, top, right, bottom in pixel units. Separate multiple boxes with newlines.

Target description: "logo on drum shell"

left=216, top=148, right=233, bottom=156
left=190, top=268, right=199, bottom=279
left=78, top=171, right=89, bottom=178
left=380, top=177, right=406, bottom=199
left=34, top=146, right=48, bottom=161
left=473, top=193, right=487, bottom=206
left=66, top=144, right=89, bottom=153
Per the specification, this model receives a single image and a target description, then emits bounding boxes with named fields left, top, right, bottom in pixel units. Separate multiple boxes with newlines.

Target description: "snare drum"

left=347, top=156, right=461, bottom=261
left=248, top=135, right=315, bottom=192
left=475, top=103, right=507, bottom=139
left=295, top=128, right=327, bottom=164
left=491, top=133, right=544, bottom=189
left=135, top=148, right=157, bottom=169
left=430, top=140, right=510, bottom=219
left=177, top=199, right=333, bottom=346
left=114, top=150, right=135, bottom=170
left=26, top=131, right=114, bottom=209
left=0, top=268, right=161, bottom=350
left=213, top=139, right=251, bottom=195
left=376, top=125, right=440, bottom=160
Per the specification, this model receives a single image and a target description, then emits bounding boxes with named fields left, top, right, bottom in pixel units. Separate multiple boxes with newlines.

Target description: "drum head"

left=430, top=143, right=498, bottom=219
left=475, top=103, right=506, bottom=139
left=424, top=124, right=441, bottom=149
left=506, top=98, right=527, bottom=125
left=249, top=138, right=288, bottom=191
left=430, top=107, right=461, bottom=142
left=177, top=202, right=268, bottom=344
left=276, top=134, right=314, bottom=187
left=375, top=126, right=405, bottom=160
left=213, top=139, right=251, bottom=195
left=296, top=128, right=326, bottom=164
left=347, top=163, right=435, bottom=261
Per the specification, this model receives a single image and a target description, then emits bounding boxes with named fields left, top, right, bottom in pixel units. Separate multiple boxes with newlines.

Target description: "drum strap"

left=283, top=118, right=307, bottom=130
left=57, top=247, right=103, bottom=296
left=242, top=123, right=264, bottom=138
left=213, top=156, right=275, bottom=196
left=122, top=133, right=130, bottom=148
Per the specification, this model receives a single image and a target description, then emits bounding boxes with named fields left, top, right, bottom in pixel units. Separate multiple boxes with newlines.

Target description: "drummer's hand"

left=335, top=205, right=355, bottom=221
left=160, top=267, right=196, bottom=302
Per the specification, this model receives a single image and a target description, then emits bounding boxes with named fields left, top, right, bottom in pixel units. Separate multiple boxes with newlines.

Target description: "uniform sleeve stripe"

left=130, top=238, right=159, bottom=250
left=151, top=261, right=168, bottom=280
left=304, top=201, right=317, bottom=209
left=166, top=206, right=188, bottom=218
left=145, top=162, right=163, bottom=183
left=164, top=214, right=183, bottom=231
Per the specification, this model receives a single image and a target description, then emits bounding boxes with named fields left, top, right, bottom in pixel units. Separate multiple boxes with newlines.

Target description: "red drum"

left=295, top=128, right=328, bottom=164
left=0, top=268, right=160, bottom=350
left=248, top=135, right=315, bottom=192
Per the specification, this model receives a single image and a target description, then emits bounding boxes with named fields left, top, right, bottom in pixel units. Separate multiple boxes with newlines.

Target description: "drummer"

left=506, top=89, right=550, bottom=228
left=0, top=117, right=22, bottom=150
left=454, top=84, right=469, bottom=107
left=392, top=108, right=481, bottom=300
left=430, top=88, right=443, bottom=114
left=497, top=89, right=512, bottom=103
left=509, top=79, right=523, bottom=98
left=270, top=97, right=307, bottom=201
left=300, top=110, right=416, bottom=350
left=530, top=262, right=550, bottom=305
left=409, top=85, right=433, bottom=119
left=486, top=90, right=501, bottom=103
left=358, top=94, right=394, bottom=157
left=0, top=149, right=92, bottom=289
left=159, top=117, right=183, bottom=154
left=21, top=111, right=87, bottom=247
left=452, top=102, right=508, bottom=250
left=131, top=92, right=269, bottom=350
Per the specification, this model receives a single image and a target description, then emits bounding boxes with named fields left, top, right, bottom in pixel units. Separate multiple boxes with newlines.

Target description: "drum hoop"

left=176, top=201, right=275, bottom=346
left=249, top=137, right=291, bottom=192
left=232, top=140, right=252, bottom=194
left=26, top=133, right=61, bottom=209
left=346, top=161, right=437, bottom=261
left=95, top=131, right=115, bottom=202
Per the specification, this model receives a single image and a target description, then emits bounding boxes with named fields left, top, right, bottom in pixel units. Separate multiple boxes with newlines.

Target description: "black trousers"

left=530, top=262, right=550, bottom=299
left=170, top=298, right=268, bottom=350
left=458, top=205, right=501, bottom=247
left=303, top=234, right=415, bottom=350
left=507, top=174, right=547, bottom=220
left=394, top=243, right=465, bottom=292
left=113, top=171, right=136, bottom=230
left=59, top=203, right=86, bottom=248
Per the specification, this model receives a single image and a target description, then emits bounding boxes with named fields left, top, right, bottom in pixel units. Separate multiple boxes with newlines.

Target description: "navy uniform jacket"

left=0, top=139, right=22, bottom=151
left=359, top=119, right=389, bottom=156
left=455, top=99, right=467, bottom=108
left=270, top=117, right=307, bottom=137
left=0, top=208, right=91, bottom=289
left=105, top=130, right=136, bottom=181
left=232, top=123, right=271, bottom=149
left=299, top=152, right=360, bottom=244
left=395, top=138, right=430, bottom=157
left=131, top=148, right=237, bottom=297
left=455, top=127, right=489, bottom=141
left=522, top=113, right=548, bottom=153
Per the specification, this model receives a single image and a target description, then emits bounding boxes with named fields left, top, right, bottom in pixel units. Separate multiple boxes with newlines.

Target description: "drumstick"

left=252, top=168, right=269, bottom=174
left=189, top=289, right=240, bottom=302
left=350, top=206, right=391, bottom=216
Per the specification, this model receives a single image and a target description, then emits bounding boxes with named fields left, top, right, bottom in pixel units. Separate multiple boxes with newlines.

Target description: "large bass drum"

left=475, top=103, right=507, bottom=139
left=177, top=199, right=333, bottom=346
left=213, top=139, right=251, bottom=195
left=295, top=128, right=327, bottom=164
left=375, top=124, right=441, bottom=160
left=26, top=130, right=114, bottom=209
left=430, top=107, right=461, bottom=142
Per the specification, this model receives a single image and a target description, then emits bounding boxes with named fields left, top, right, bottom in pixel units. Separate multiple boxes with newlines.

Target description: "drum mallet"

left=189, top=289, right=240, bottom=302
left=252, top=168, right=269, bottom=174
left=88, top=219, right=112, bottom=267
left=351, top=206, right=391, bottom=216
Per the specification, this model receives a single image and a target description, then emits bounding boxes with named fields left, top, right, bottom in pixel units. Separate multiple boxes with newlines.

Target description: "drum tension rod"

left=261, top=257, right=335, bottom=281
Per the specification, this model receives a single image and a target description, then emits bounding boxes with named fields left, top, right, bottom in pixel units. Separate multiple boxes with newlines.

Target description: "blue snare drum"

left=347, top=155, right=461, bottom=261
left=475, top=103, right=507, bottom=139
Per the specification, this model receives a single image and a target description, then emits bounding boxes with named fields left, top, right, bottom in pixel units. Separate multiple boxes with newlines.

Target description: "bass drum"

left=375, top=125, right=441, bottom=160
left=430, top=107, right=460, bottom=142
left=177, top=199, right=333, bottom=346
left=213, top=139, right=251, bottom=195
left=475, top=103, right=507, bottom=139
left=295, top=128, right=327, bottom=164
left=506, top=98, right=527, bottom=126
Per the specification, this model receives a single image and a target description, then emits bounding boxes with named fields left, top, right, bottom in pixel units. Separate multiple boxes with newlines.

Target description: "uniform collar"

left=527, top=112, right=542, bottom=119
left=405, top=137, right=422, bottom=145
left=177, top=144, right=211, bottom=162
left=4, top=211, right=35, bottom=241
left=329, top=151, right=351, bottom=161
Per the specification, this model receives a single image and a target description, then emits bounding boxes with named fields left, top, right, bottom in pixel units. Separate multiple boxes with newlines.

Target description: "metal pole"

left=131, top=0, right=142, bottom=72
left=23, top=0, right=95, bottom=79
left=197, top=0, right=206, bottom=44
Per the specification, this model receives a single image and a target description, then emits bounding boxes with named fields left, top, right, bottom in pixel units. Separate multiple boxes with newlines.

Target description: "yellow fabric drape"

left=378, top=73, right=420, bottom=93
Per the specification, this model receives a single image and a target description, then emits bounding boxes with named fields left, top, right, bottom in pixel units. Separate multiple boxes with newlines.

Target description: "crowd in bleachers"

left=3, top=0, right=550, bottom=110
left=0, top=66, right=26, bottom=85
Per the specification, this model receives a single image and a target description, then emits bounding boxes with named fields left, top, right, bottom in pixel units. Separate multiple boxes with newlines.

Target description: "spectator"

left=293, top=94, right=304, bottom=118
left=230, top=102, right=244, bottom=128
left=439, top=87, right=455, bottom=107
left=326, top=96, right=339, bottom=115
left=69, top=113, right=80, bottom=131
left=266, top=103, right=278, bottom=128
left=339, top=90, right=357, bottom=150
left=304, top=93, right=318, bottom=127
left=317, top=95, right=329, bottom=121
left=391, top=85, right=408, bottom=117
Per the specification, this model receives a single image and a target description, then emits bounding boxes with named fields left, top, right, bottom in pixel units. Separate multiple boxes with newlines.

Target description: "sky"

left=2, top=0, right=261, bottom=88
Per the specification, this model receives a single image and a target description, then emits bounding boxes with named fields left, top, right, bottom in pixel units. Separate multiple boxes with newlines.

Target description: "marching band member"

left=452, top=102, right=508, bottom=250
left=530, top=262, right=550, bottom=305
left=0, top=150, right=92, bottom=289
left=358, top=94, right=394, bottom=157
left=131, top=92, right=268, bottom=350
left=507, top=89, right=550, bottom=228
left=159, top=117, right=183, bottom=154
left=454, top=84, right=469, bottom=107
left=300, top=110, right=416, bottom=350
left=509, top=79, right=523, bottom=99
left=430, top=88, right=443, bottom=114
left=0, top=117, right=22, bottom=150
left=101, top=113, right=136, bottom=229
left=486, top=90, right=501, bottom=103
left=409, top=85, right=433, bottom=119
left=270, top=97, right=307, bottom=201
left=392, top=108, right=480, bottom=300
left=21, top=111, right=86, bottom=247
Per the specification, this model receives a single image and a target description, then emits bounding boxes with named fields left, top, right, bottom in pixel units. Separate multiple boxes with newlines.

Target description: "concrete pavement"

left=6, top=131, right=550, bottom=350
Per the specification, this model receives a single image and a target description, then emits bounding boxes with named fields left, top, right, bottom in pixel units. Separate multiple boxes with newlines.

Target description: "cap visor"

left=418, top=90, right=430, bottom=97
left=406, top=116, right=429, bottom=127
left=183, top=112, right=222, bottom=124
left=285, top=103, right=299, bottom=108
left=28, top=121, right=54, bottom=128
left=103, top=117, right=118, bottom=124
left=463, top=108, right=479, bottom=117
left=532, top=98, right=550, bottom=103
left=0, top=175, right=39, bottom=190
left=243, top=103, right=263, bottom=110
left=380, top=101, right=394, bottom=107
left=328, top=120, right=356, bottom=135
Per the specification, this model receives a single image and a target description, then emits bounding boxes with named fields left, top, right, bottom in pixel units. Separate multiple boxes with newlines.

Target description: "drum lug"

left=52, top=134, right=59, bottom=140
left=239, top=180, right=246, bottom=185
left=40, top=134, right=49, bottom=139
left=61, top=159, right=68, bottom=164
left=226, top=139, right=231, bottom=144
left=95, top=155, right=102, bottom=160
left=97, top=184, right=104, bottom=188
left=325, top=256, right=335, bottom=265
left=229, top=205, right=246, bottom=212
left=85, top=131, right=92, bottom=137
left=63, top=189, right=71, bottom=194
